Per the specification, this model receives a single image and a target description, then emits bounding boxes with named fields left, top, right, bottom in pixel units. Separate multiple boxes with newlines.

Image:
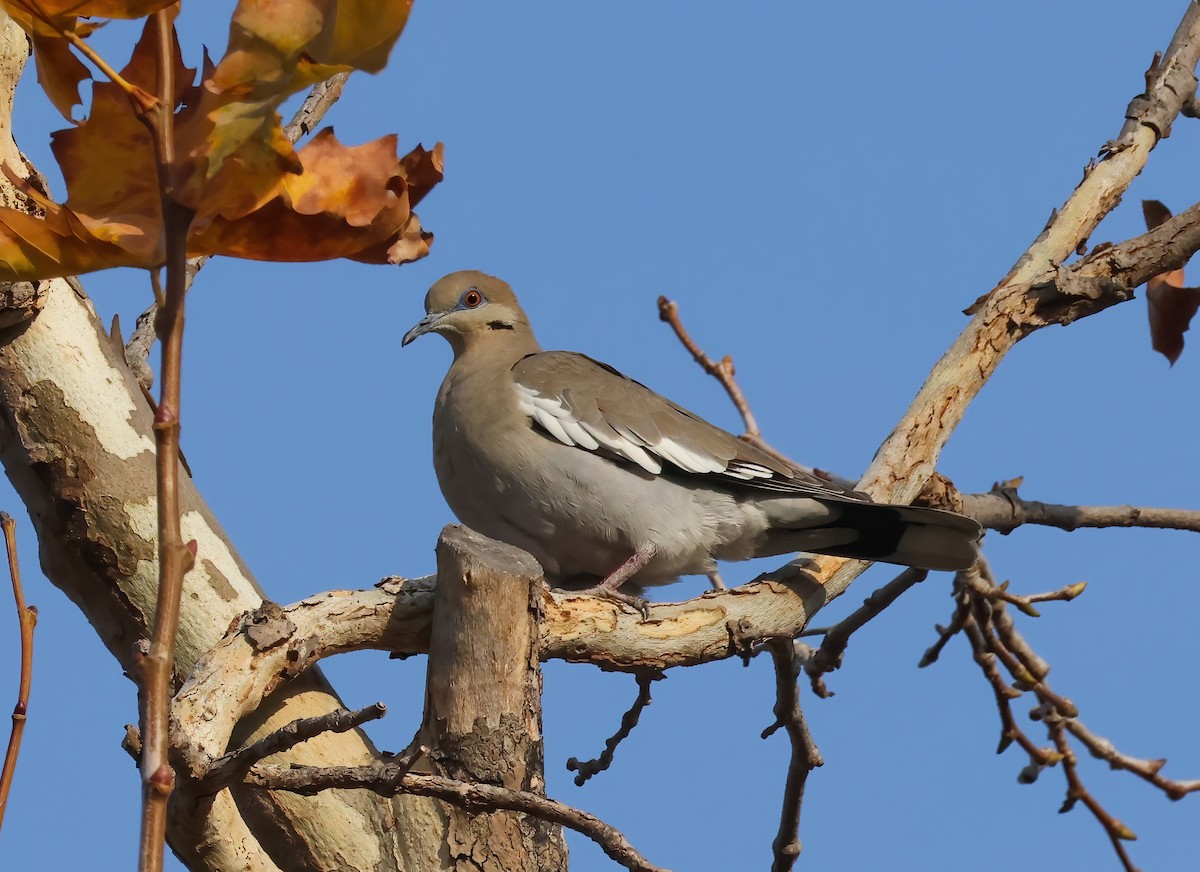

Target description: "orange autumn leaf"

left=178, top=0, right=414, bottom=205
left=1142, top=200, right=1200, bottom=365
left=0, top=8, right=440, bottom=280
left=189, top=131, right=443, bottom=264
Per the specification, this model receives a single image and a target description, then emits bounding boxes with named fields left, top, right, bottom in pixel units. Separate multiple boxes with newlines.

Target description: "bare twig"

left=247, top=764, right=667, bottom=872
left=124, top=72, right=353, bottom=385
left=1048, top=720, right=1139, bottom=872
left=204, top=703, right=387, bottom=791
left=939, top=556, right=1198, bottom=872
left=963, top=488, right=1200, bottom=535
left=762, top=639, right=822, bottom=872
left=804, top=568, right=927, bottom=697
left=567, top=670, right=663, bottom=786
left=917, top=591, right=970, bottom=668
left=657, top=296, right=761, bottom=437
left=974, top=578, right=1087, bottom=619
left=137, top=15, right=197, bottom=872
left=1063, top=719, right=1200, bottom=801
left=0, top=513, right=34, bottom=832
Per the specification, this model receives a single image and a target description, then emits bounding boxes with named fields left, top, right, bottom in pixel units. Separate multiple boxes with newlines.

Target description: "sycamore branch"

left=926, top=558, right=1200, bottom=872
left=246, top=764, right=666, bottom=872
left=963, top=489, right=1200, bottom=535
left=0, top=513, right=34, bottom=832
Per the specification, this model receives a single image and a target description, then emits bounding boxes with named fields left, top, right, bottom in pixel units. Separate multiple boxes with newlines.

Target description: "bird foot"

left=575, top=582, right=650, bottom=620
left=575, top=545, right=657, bottom=620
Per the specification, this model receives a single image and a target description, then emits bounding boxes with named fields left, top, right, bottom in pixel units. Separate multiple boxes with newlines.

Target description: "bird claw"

left=576, top=583, right=650, bottom=620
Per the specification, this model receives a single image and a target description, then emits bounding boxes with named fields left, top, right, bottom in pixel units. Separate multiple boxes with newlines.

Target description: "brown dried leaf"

left=189, top=131, right=443, bottom=264
left=1142, top=200, right=1200, bottom=364
left=0, top=0, right=179, bottom=118
left=0, top=1, right=439, bottom=279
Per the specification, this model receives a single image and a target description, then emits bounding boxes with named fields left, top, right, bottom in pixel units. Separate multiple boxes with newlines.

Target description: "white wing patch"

left=517, top=383, right=731, bottom=476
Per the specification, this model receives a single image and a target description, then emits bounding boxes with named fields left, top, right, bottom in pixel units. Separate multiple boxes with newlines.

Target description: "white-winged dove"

left=404, top=270, right=981, bottom=602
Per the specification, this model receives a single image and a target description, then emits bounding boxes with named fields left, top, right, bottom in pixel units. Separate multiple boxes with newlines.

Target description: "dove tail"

left=761, top=499, right=981, bottom=572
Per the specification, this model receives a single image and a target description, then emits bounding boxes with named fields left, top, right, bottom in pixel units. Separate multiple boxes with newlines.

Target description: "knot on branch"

left=242, top=601, right=297, bottom=651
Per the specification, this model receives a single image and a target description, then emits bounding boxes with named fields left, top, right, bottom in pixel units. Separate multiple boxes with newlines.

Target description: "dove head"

left=402, top=270, right=537, bottom=356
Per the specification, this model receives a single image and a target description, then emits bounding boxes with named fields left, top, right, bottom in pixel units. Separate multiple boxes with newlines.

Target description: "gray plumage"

left=404, top=270, right=981, bottom=592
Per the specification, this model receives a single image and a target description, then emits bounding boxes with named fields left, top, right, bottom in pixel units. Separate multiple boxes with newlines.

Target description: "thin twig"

left=657, top=296, right=761, bottom=437
left=247, top=763, right=667, bottom=872
left=136, top=14, right=196, bottom=872
left=0, top=513, right=35, bottom=832
left=917, top=591, right=970, bottom=668
left=804, top=568, right=927, bottom=697
left=567, top=671, right=663, bottom=786
left=125, top=72, right=353, bottom=385
left=1048, top=720, right=1140, bottom=872
left=1063, top=719, right=1200, bottom=801
left=762, top=639, right=822, bottom=872
left=204, top=703, right=387, bottom=791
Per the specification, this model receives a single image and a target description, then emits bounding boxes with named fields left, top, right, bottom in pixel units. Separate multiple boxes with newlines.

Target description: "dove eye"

left=461, top=288, right=483, bottom=308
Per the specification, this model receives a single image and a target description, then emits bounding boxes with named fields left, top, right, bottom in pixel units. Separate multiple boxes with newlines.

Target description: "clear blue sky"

left=3, top=2, right=1199, bottom=870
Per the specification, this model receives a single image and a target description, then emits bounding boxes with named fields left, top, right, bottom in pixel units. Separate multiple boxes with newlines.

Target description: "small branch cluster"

left=923, top=558, right=1200, bottom=872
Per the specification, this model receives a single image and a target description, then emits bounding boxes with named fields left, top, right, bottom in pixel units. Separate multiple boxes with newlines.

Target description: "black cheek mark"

left=487, top=320, right=515, bottom=331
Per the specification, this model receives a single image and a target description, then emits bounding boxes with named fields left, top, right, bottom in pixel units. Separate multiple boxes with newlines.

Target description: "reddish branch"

left=136, top=14, right=196, bottom=872
left=567, top=670, right=662, bottom=786
left=762, top=639, right=823, bottom=872
left=246, top=763, right=667, bottom=872
left=0, top=513, right=34, bottom=832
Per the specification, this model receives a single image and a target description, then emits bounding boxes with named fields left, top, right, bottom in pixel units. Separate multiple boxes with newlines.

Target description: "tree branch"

left=963, top=489, right=1200, bottom=535
left=246, top=764, right=667, bottom=872
left=926, top=557, right=1198, bottom=872
left=762, top=639, right=823, bottom=872
left=137, top=16, right=195, bottom=870
left=803, top=568, right=927, bottom=697
left=0, top=512, right=34, bottom=832
left=204, top=703, right=387, bottom=792
left=567, top=670, right=662, bottom=786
